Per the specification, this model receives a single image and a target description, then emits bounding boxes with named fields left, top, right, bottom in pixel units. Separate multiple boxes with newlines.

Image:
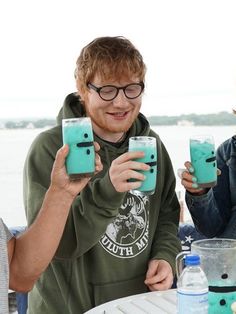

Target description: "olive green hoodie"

left=23, top=93, right=181, bottom=314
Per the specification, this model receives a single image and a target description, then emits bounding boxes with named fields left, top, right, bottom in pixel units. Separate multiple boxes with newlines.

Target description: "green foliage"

left=3, top=119, right=56, bottom=129
left=148, top=111, right=236, bottom=126
left=2, top=112, right=236, bottom=128
left=33, top=119, right=56, bottom=128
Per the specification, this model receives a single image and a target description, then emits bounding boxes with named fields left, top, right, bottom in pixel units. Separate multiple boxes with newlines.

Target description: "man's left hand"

left=144, top=259, right=173, bottom=291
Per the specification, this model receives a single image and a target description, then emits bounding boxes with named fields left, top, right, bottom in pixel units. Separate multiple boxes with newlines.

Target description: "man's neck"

left=92, top=124, right=126, bottom=143
left=95, top=131, right=126, bottom=143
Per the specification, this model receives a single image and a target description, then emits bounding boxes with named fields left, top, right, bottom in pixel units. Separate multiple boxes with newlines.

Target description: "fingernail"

left=192, top=177, right=197, bottom=183
left=192, top=183, right=198, bottom=188
left=189, top=167, right=194, bottom=173
left=62, top=144, right=67, bottom=151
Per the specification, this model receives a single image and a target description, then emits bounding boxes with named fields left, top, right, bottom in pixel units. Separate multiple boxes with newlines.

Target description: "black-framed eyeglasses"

left=87, top=82, right=145, bottom=101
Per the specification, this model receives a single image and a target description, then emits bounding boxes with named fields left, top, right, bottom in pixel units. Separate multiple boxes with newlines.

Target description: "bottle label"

left=177, top=290, right=208, bottom=313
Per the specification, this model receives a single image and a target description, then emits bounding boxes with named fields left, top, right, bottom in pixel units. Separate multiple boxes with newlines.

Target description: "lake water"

left=1, top=125, right=235, bottom=227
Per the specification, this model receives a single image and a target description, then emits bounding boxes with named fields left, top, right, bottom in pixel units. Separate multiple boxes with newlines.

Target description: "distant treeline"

left=148, top=111, right=236, bottom=126
left=3, top=119, right=56, bottom=129
left=1, top=111, right=236, bottom=129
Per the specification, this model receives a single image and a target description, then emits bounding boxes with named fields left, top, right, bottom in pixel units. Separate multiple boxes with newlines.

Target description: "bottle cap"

left=185, top=254, right=200, bottom=266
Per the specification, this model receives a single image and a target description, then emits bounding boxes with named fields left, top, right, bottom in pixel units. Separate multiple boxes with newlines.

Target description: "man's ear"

left=75, top=80, right=86, bottom=100
left=75, top=79, right=81, bottom=94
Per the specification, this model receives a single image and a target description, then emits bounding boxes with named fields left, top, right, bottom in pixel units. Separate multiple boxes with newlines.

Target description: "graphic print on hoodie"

left=100, top=194, right=149, bottom=258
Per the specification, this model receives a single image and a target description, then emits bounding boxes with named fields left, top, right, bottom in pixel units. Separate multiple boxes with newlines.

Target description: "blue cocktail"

left=62, top=118, right=95, bottom=179
left=129, top=136, right=157, bottom=196
left=190, top=135, right=217, bottom=188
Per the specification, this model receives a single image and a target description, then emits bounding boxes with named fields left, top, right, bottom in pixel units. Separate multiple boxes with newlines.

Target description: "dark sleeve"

left=186, top=189, right=224, bottom=237
left=216, top=141, right=236, bottom=238
left=186, top=143, right=232, bottom=237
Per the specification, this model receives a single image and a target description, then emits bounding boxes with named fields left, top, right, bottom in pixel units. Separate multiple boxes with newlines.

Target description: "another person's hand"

left=144, top=259, right=173, bottom=291
left=50, top=142, right=103, bottom=198
left=109, top=151, right=150, bottom=193
left=177, top=161, right=207, bottom=195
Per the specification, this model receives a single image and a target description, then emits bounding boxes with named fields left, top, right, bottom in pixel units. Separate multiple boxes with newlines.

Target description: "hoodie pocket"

left=93, top=274, right=148, bottom=306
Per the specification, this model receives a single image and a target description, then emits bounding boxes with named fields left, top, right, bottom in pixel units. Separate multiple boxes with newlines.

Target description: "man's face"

left=81, top=75, right=143, bottom=139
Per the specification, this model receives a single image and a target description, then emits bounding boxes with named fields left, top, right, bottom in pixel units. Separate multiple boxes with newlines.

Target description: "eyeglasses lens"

left=99, top=84, right=143, bottom=101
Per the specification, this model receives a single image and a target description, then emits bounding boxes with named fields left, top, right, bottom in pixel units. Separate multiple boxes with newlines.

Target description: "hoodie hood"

left=56, top=93, right=86, bottom=124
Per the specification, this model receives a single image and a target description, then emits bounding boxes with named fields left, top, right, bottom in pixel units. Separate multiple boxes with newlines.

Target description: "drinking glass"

left=62, top=117, right=95, bottom=179
left=128, top=136, right=157, bottom=196
left=190, top=135, right=217, bottom=188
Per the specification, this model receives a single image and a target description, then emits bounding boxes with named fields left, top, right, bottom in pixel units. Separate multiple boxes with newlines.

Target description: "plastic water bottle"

left=177, top=254, right=208, bottom=313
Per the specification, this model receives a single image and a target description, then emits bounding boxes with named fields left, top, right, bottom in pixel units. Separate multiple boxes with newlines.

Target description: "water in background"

left=0, top=128, right=43, bottom=226
left=0, top=125, right=235, bottom=227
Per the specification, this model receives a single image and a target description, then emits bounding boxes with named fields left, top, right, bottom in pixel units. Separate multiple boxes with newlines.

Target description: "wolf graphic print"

left=100, top=194, right=149, bottom=258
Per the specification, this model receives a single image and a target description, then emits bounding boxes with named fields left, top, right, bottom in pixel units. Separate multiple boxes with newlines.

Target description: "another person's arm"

left=179, top=144, right=231, bottom=237
left=9, top=143, right=102, bottom=292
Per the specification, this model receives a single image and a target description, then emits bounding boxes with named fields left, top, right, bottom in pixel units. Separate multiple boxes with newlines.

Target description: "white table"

left=84, top=289, right=177, bottom=314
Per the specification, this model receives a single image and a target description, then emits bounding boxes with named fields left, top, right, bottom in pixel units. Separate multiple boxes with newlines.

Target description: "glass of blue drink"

left=190, top=135, right=217, bottom=188
left=62, top=117, right=95, bottom=179
left=128, top=136, right=157, bottom=196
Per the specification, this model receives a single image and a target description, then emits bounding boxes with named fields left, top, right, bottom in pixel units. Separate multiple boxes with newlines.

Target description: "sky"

left=1, top=0, right=236, bottom=119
